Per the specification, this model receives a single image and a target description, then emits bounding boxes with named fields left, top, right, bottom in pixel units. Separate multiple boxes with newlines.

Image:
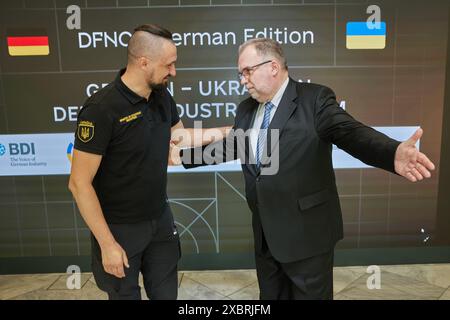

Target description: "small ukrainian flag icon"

left=346, top=22, right=386, bottom=49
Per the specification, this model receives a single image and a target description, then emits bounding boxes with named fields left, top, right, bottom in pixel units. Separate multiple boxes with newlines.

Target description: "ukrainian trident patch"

left=77, top=120, right=95, bottom=143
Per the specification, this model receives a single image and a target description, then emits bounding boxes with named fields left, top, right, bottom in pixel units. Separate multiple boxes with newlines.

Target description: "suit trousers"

left=91, top=204, right=181, bottom=300
left=255, top=227, right=334, bottom=300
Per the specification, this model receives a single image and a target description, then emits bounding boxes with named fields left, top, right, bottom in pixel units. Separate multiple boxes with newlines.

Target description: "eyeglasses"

left=238, top=60, right=272, bottom=81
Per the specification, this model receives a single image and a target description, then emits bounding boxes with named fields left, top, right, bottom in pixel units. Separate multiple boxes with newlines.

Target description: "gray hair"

left=238, top=38, right=288, bottom=70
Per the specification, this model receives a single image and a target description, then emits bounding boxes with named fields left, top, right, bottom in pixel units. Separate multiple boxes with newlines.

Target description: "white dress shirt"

left=250, top=77, right=290, bottom=158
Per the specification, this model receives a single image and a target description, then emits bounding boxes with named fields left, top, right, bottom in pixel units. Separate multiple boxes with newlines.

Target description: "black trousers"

left=255, top=230, right=334, bottom=300
left=91, top=205, right=181, bottom=300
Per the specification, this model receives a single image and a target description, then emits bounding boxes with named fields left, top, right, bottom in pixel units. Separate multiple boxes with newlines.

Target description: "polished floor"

left=1, top=264, right=450, bottom=300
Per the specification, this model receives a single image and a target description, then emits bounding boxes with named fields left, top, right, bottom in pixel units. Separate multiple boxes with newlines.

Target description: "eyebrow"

left=239, top=64, right=251, bottom=72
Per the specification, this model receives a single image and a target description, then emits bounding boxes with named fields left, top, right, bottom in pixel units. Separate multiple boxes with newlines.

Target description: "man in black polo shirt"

left=68, top=24, right=228, bottom=300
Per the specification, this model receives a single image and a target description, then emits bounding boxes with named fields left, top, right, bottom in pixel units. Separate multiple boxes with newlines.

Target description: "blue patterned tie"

left=256, top=101, right=275, bottom=168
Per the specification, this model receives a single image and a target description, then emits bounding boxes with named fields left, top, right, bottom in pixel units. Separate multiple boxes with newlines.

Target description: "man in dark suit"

left=172, top=38, right=435, bottom=300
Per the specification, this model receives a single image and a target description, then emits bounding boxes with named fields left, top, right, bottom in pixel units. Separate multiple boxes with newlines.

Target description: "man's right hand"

left=101, top=241, right=130, bottom=278
left=169, top=141, right=182, bottom=166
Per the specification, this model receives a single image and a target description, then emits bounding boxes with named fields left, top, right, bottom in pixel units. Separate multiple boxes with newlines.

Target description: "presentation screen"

left=0, top=0, right=448, bottom=266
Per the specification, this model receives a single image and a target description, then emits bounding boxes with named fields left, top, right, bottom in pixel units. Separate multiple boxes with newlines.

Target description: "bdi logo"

left=9, top=143, right=36, bottom=155
left=0, top=144, right=6, bottom=156
left=0, top=143, right=35, bottom=156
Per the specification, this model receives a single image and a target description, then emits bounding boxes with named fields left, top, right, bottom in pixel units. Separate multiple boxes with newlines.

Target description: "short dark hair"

left=133, top=24, right=172, bottom=40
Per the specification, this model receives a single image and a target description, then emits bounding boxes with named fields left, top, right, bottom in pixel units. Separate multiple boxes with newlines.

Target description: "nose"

left=170, top=65, right=176, bottom=77
left=240, top=77, right=247, bottom=86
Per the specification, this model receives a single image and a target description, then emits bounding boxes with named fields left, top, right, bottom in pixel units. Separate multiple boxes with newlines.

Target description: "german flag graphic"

left=7, top=29, right=50, bottom=56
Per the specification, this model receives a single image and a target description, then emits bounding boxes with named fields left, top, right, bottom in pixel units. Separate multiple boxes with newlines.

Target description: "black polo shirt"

left=74, top=68, right=180, bottom=224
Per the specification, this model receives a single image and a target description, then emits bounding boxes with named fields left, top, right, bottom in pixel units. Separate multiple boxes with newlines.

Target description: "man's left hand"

left=394, top=128, right=435, bottom=182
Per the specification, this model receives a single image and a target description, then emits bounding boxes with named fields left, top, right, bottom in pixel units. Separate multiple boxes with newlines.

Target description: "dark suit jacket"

left=182, top=78, right=400, bottom=263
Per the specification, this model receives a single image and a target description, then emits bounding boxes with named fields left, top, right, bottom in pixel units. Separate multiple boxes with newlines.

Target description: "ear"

left=271, top=61, right=279, bottom=76
left=139, top=56, right=149, bottom=69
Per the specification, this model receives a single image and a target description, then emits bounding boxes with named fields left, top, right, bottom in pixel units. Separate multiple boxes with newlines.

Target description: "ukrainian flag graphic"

left=346, top=22, right=386, bottom=49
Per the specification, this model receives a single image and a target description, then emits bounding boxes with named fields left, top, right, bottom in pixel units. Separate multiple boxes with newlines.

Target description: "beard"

left=148, top=81, right=166, bottom=92
left=147, top=71, right=169, bottom=93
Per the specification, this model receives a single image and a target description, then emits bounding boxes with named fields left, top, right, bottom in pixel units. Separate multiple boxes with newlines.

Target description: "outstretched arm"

left=315, top=86, right=435, bottom=180
left=169, top=120, right=232, bottom=165
left=170, top=120, right=231, bottom=148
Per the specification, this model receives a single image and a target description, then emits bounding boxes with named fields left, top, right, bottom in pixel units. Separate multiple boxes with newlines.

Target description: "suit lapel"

left=238, top=99, right=259, bottom=130
left=261, top=78, right=298, bottom=165
left=243, top=99, right=259, bottom=176
left=238, top=99, right=259, bottom=176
